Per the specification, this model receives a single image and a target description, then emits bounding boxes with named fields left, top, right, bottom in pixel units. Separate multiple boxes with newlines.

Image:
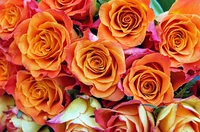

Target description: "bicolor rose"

left=95, top=100, right=155, bottom=131
left=66, top=39, right=126, bottom=101
left=0, top=95, right=14, bottom=131
left=5, top=107, right=42, bottom=132
left=98, top=0, right=155, bottom=49
left=48, top=96, right=103, bottom=131
left=156, top=0, right=200, bottom=67
left=39, top=0, right=98, bottom=29
left=0, top=0, right=38, bottom=40
left=156, top=96, right=200, bottom=131
left=11, top=9, right=76, bottom=78
left=6, top=70, right=71, bottom=125
left=122, top=53, right=174, bottom=109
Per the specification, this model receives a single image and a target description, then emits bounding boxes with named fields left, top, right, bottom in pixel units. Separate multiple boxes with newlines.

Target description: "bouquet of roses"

left=1, top=0, right=200, bottom=131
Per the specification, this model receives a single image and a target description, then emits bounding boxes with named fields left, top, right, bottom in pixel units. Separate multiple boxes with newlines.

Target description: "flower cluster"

left=1, top=0, right=200, bottom=131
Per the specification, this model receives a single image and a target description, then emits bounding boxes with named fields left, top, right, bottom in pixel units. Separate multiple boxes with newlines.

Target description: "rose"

left=156, top=96, right=200, bottom=131
left=48, top=96, right=102, bottom=131
left=11, top=9, right=76, bottom=78
left=0, top=0, right=38, bottom=40
left=66, top=39, right=126, bottom=101
left=6, top=70, right=71, bottom=125
left=98, top=0, right=155, bottom=49
left=156, top=0, right=200, bottom=67
left=0, top=95, right=14, bottom=131
left=5, top=107, right=42, bottom=132
left=0, top=48, right=18, bottom=96
left=95, top=100, right=155, bottom=131
left=122, top=53, right=174, bottom=109
left=157, top=14, right=200, bottom=67
left=65, top=123, right=99, bottom=132
left=0, top=49, right=10, bottom=95
left=38, top=0, right=98, bottom=29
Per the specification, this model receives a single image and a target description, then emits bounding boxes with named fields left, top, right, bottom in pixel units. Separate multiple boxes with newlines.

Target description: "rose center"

left=29, top=82, right=48, bottom=100
left=30, top=27, right=61, bottom=58
left=141, top=80, right=156, bottom=94
left=2, top=5, right=20, bottom=31
left=117, top=5, right=141, bottom=33
left=0, top=59, right=9, bottom=81
left=169, top=30, right=186, bottom=51
left=86, top=50, right=107, bottom=73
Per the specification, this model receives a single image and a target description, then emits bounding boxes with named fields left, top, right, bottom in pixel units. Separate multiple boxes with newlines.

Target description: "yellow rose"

left=0, top=95, right=14, bottom=131
left=156, top=96, right=200, bottom=131
left=48, top=96, right=103, bottom=131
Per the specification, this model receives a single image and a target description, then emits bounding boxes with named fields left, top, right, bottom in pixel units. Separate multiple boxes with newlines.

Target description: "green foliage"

left=98, top=0, right=110, bottom=5
left=150, top=0, right=175, bottom=16
left=17, top=110, right=23, bottom=118
left=150, top=0, right=164, bottom=16
left=175, top=76, right=200, bottom=98
left=156, top=0, right=175, bottom=11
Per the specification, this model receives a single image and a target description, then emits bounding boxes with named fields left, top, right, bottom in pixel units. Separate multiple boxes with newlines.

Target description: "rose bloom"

left=0, top=95, right=14, bottom=132
left=0, top=48, right=18, bottom=96
left=0, top=49, right=10, bottom=95
left=0, top=0, right=38, bottom=40
left=156, top=0, right=200, bottom=67
left=156, top=96, right=200, bottom=131
left=10, top=9, right=76, bottom=78
left=5, top=107, right=42, bottom=132
left=157, top=14, right=200, bottom=67
left=48, top=96, right=103, bottom=132
left=38, top=0, right=98, bottom=29
left=122, top=53, right=174, bottom=109
left=6, top=70, right=71, bottom=125
left=95, top=100, right=155, bottom=131
left=98, top=0, right=155, bottom=49
left=66, top=39, right=126, bottom=101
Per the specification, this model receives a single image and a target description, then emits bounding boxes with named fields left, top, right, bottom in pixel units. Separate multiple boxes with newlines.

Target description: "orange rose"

left=156, top=0, right=200, bottom=67
left=95, top=100, right=155, bottom=131
left=0, top=0, right=38, bottom=40
left=0, top=49, right=10, bottom=95
left=0, top=48, right=18, bottom=95
left=6, top=70, right=70, bottom=125
left=12, top=9, right=76, bottom=78
left=39, top=0, right=98, bottom=29
left=98, top=0, right=155, bottom=49
left=122, top=53, right=174, bottom=109
left=66, top=39, right=126, bottom=101
left=156, top=96, right=200, bottom=131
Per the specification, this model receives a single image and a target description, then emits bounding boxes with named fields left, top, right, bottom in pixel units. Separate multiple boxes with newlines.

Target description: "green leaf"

left=156, top=0, right=175, bottom=11
left=98, top=0, right=110, bottom=5
left=150, top=0, right=164, bottom=16
left=142, top=104, right=159, bottom=109
left=66, top=89, right=80, bottom=100
left=175, top=76, right=200, bottom=98
left=17, top=110, right=23, bottom=118
left=96, top=1, right=101, bottom=10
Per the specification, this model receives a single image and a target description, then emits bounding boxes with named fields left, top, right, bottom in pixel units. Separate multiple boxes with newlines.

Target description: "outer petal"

left=169, top=0, right=200, bottom=16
